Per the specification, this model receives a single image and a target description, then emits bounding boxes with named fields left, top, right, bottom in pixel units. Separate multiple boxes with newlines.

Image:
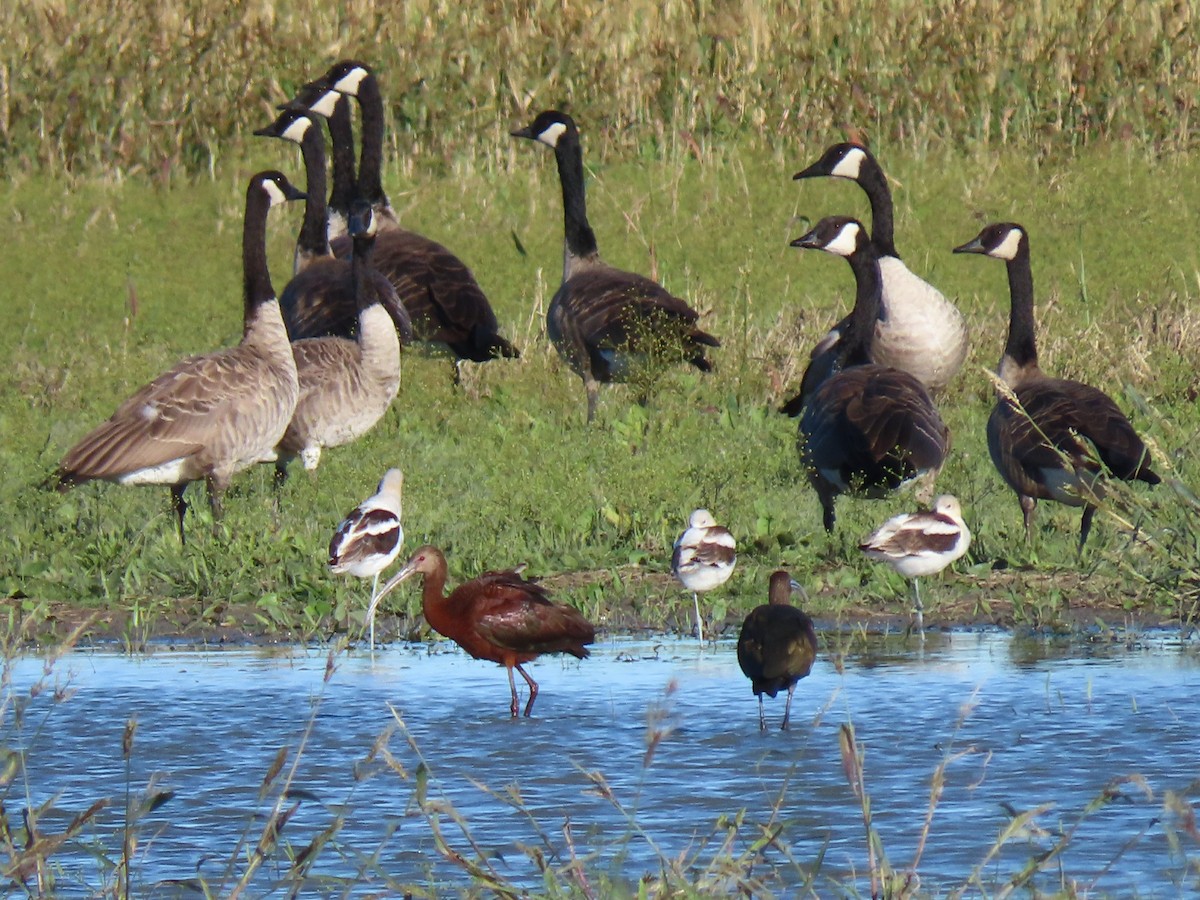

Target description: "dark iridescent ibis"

left=737, top=571, right=818, bottom=731
left=792, top=216, right=950, bottom=532
left=373, top=545, right=595, bottom=717
left=952, top=223, right=1160, bottom=551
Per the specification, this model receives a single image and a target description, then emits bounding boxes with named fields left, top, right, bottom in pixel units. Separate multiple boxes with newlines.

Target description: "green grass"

left=2, top=137, right=1200, bottom=640
left=3, top=0, right=1197, bottom=178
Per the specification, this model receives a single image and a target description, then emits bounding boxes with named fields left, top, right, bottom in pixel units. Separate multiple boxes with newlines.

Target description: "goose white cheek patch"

left=538, top=121, right=568, bottom=148
left=830, top=146, right=866, bottom=179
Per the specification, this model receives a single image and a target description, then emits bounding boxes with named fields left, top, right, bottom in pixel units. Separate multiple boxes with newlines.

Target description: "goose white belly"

left=872, top=257, right=968, bottom=392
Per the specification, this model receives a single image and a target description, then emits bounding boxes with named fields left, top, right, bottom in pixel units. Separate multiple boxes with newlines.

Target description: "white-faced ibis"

left=671, top=509, right=736, bottom=642
left=953, top=223, right=1159, bottom=551
left=780, top=143, right=967, bottom=417
left=737, top=570, right=818, bottom=731
left=860, top=494, right=971, bottom=632
left=510, top=109, right=719, bottom=423
left=791, top=216, right=950, bottom=532
left=373, top=545, right=595, bottom=717
left=55, top=171, right=305, bottom=544
left=329, top=468, right=404, bottom=649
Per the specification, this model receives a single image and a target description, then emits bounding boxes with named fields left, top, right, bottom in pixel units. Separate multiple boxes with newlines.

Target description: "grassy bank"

left=2, top=136, right=1199, bottom=642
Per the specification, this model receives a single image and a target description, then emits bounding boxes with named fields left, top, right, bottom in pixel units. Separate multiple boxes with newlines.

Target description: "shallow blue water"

left=5, top=631, right=1199, bottom=896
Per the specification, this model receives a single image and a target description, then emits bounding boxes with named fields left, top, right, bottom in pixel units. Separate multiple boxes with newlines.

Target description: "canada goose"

left=280, top=81, right=357, bottom=244
left=510, top=109, right=720, bottom=422
left=274, top=200, right=401, bottom=485
left=56, top=171, right=305, bottom=544
left=329, top=468, right=404, bottom=650
left=860, top=494, right=971, bottom=632
left=792, top=216, right=950, bottom=532
left=300, top=60, right=520, bottom=365
left=781, top=143, right=968, bottom=415
left=737, top=570, right=817, bottom=732
left=671, top=508, right=736, bottom=642
left=953, top=223, right=1160, bottom=550
left=257, top=107, right=414, bottom=345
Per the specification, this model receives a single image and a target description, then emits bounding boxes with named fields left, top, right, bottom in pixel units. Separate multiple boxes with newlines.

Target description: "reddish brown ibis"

left=737, top=570, right=818, bottom=731
left=374, top=546, right=595, bottom=717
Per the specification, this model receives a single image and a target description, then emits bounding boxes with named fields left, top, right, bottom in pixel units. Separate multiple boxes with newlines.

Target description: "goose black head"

left=510, top=110, right=577, bottom=149
left=253, top=109, right=316, bottom=145
left=794, top=142, right=874, bottom=182
left=280, top=80, right=342, bottom=119
left=790, top=216, right=868, bottom=258
left=952, top=223, right=1027, bottom=261
left=320, top=59, right=373, bottom=97
left=348, top=199, right=377, bottom=239
left=254, top=170, right=306, bottom=207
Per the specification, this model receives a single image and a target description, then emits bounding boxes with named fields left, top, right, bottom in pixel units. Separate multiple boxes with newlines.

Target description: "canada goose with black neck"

left=792, top=216, right=949, bottom=532
left=781, top=143, right=968, bottom=415
left=953, top=222, right=1159, bottom=550
left=258, top=105, right=414, bottom=345
left=510, top=109, right=720, bottom=422
left=306, top=60, right=519, bottom=366
left=56, top=171, right=305, bottom=544
left=274, top=200, right=401, bottom=484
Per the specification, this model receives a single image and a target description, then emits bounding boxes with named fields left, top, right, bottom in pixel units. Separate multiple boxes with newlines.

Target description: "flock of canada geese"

left=51, top=59, right=1162, bottom=715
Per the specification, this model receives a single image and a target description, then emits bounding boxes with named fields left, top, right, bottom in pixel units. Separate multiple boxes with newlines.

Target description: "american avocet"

left=671, top=509, right=736, bottom=642
left=510, top=109, right=718, bottom=423
left=371, top=546, right=595, bottom=718
left=860, top=494, right=971, bottom=632
left=737, top=570, right=818, bottom=732
left=329, top=468, right=404, bottom=649
left=55, top=172, right=305, bottom=544
left=791, top=216, right=950, bottom=533
left=953, top=223, right=1159, bottom=551
left=780, top=142, right=967, bottom=417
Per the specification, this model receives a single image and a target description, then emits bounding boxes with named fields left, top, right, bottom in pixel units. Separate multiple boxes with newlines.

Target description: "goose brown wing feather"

left=59, top=348, right=280, bottom=482
left=989, top=379, right=1160, bottom=495
left=332, top=227, right=517, bottom=360
left=280, top=258, right=413, bottom=343
left=553, top=268, right=719, bottom=376
left=802, top=366, right=948, bottom=489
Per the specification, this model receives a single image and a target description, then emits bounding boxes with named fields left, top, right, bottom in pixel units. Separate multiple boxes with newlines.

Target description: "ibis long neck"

left=553, top=132, right=599, bottom=279
left=418, top=567, right=450, bottom=620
